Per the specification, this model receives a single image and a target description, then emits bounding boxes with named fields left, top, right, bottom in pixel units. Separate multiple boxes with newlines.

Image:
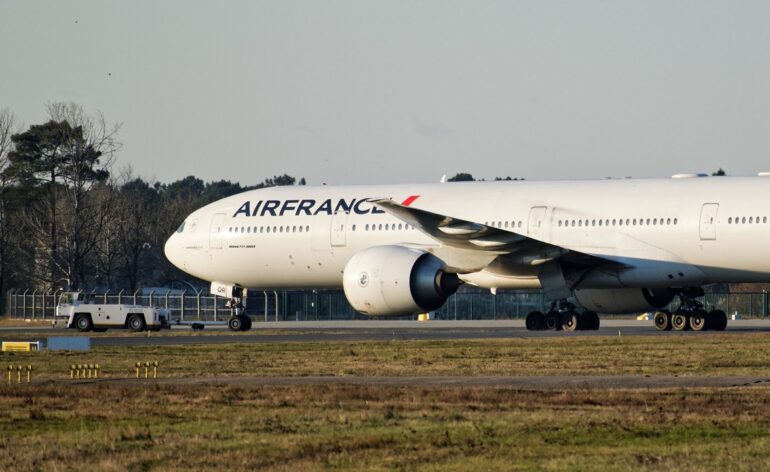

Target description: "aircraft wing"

left=372, top=198, right=618, bottom=269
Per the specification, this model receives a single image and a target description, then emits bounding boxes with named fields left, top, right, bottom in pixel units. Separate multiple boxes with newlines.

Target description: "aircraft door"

left=331, top=211, right=349, bottom=247
left=528, top=206, right=548, bottom=240
left=699, top=203, right=719, bottom=240
left=209, top=213, right=225, bottom=249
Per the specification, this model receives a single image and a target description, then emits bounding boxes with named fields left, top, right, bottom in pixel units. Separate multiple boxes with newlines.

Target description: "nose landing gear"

left=225, top=298, right=252, bottom=332
left=210, top=281, right=253, bottom=332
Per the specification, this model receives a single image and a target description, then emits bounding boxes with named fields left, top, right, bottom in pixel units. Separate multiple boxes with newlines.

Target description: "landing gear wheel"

left=562, top=311, right=580, bottom=332
left=228, top=316, right=243, bottom=332
left=75, top=314, right=93, bottom=332
left=672, top=313, right=689, bottom=331
left=710, top=309, right=728, bottom=331
left=228, top=314, right=251, bottom=332
left=583, top=311, right=600, bottom=330
left=128, top=314, right=147, bottom=332
left=690, top=310, right=707, bottom=331
left=654, top=310, right=673, bottom=331
left=525, top=311, right=545, bottom=331
left=545, top=312, right=562, bottom=331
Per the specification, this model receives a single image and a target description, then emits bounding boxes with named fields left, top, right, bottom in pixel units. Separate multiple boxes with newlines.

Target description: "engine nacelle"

left=343, top=245, right=460, bottom=316
left=573, top=288, right=675, bottom=314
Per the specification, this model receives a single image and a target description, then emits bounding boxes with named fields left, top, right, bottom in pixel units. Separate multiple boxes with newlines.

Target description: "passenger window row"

left=728, top=216, right=767, bottom=224
left=361, top=223, right=415, bottom=231
left=229, top=225, right=310, bottom=234
left=486, top=221, right=522, bottom=229
left=557, top=217, right=678, bottom=228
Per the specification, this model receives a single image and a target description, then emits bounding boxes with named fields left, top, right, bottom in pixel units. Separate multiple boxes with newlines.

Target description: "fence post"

left=263, top=291, right=268, bottom=322
left=274, top=290, right=279, bottom=321
left=133, top=289, right=138, bottom=305
left=180, top=290, right=186, bottom=321
left=42, top=289, right=49, bottom=320
left=104, top=289, right=109, bottom=304
left=213, top=292, right=218, bottom=321
left=31, top=290, right=38, bottom=321
left=118, top=289, right=124, bottom=305
left=22, top=289, right=28, bottom=319
left=196, top=290, right=202, bottom=322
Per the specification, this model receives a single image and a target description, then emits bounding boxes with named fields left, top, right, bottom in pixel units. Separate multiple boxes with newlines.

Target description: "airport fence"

left=4, top=288, right=770, bottom=322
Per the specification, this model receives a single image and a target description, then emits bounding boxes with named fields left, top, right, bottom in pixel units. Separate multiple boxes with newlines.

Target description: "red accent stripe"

left=402, top=195, right=420, bottom=206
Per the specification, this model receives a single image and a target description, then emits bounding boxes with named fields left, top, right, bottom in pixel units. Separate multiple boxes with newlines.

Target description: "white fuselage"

left=164, top=177, right=770, bottom=291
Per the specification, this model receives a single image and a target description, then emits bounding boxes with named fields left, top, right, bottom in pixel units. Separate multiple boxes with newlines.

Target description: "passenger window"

left=306, top=225, right=310, bottom=232
left=673, top=218, right=678, bottom=225
left=750, top=217, right=754, bottom=224
left=598, top=220, right=603, bottom=227
left=742, top=217, right=746, bottom=224
left=266, top=227, right=271, bottom=233
left=299, top=226, right=303, bottom=232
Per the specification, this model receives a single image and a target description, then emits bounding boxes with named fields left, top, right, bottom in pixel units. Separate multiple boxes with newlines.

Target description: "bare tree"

left=47, top=102, right=121, bottom=289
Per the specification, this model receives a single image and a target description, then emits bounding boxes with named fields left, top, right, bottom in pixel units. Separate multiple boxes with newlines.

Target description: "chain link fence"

left=5, top=288, right=769, bottom=322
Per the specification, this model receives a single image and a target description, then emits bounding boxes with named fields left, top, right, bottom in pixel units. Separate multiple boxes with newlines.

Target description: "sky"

left=2, top=1, right=770, bottom=186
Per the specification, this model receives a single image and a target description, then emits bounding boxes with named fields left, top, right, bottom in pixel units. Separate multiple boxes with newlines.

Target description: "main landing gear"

left=653, top=292, right=727, bottom=332
left=525, top=301, right=600, bottom=332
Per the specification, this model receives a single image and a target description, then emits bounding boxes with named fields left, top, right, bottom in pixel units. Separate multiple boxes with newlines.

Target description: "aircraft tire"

left=525, top=311, right=545, bottom=331
left=690, top=311, right=707, bottom=331
left=240, top=315, right=252, bottom=331
left=562, top=311, right=580, bottom=332
left=544, top=312, right=561, bottom=331
left=228, top=316, right=243, bottom=332
left=710, top=310, right=728, bottom=331
left=583, top=311, right=600, bottom=330
left=653, top=311, right=672, bottom=331
left=672, top=313, right=689, bottom=331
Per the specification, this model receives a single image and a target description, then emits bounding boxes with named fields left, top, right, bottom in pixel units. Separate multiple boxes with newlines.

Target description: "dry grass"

left=2, top=383, right=770, bottom=471
left=4, top=333, right=770, bottom=379
left=3, top=335, right=770, bottom=469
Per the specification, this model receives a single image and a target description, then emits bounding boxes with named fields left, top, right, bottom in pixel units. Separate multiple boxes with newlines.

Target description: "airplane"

left=164, top=173, right=770, bottom=332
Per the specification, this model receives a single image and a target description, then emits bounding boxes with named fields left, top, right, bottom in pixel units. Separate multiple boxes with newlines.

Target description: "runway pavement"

left=2, top=319, right=770, bottom=346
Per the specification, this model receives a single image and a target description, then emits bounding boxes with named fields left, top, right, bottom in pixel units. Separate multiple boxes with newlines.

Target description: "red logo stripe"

left=401, top=195, right=420, bottom=206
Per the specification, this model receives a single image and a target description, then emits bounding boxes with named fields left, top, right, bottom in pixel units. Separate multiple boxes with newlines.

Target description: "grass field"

left=3, top=334, right=770, bottom=470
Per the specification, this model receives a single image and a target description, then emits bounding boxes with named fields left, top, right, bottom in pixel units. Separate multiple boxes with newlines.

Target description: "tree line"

left=0, top=103, right=305, bottom=304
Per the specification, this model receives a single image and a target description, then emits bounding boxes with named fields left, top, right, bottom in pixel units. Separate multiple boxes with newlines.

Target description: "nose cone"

left=164, top=233, right=183, bottom=270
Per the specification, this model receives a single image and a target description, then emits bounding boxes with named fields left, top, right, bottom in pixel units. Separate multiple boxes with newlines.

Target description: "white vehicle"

left=163, top=175, right=770, bottom=332
left=54, top=292, right=171, bottom=332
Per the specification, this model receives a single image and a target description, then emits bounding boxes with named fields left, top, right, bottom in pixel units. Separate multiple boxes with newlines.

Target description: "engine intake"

left=343, top=245, right=460, bottom=316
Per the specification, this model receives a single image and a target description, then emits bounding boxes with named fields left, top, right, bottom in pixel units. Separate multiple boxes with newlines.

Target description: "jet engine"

left=342, top=245, right=461, bottom=316
left=573, top=288, right=675, bottom=314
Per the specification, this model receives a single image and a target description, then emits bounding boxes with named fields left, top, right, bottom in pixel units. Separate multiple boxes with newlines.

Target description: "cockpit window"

left=176, top=222, right=186, bottom=233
